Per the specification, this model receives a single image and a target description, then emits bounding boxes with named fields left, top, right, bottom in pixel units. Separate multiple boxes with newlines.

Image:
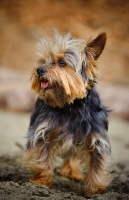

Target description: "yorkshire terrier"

left=25, top=31, right=114, bottom=196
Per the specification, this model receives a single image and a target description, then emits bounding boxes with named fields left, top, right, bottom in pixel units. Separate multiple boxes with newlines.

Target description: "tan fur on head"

left=31, top=31, right=106, bottom=107
left=32, top=65, right=86, bottom=107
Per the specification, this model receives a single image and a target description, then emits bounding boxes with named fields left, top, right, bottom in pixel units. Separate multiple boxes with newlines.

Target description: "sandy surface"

left=0, top=155, right=129, bottom=200
left=0, top=111, right=129, bottom=199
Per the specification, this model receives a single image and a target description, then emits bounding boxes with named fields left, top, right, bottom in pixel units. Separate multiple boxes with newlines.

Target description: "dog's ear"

left=85, top=32, right=107, bottom=60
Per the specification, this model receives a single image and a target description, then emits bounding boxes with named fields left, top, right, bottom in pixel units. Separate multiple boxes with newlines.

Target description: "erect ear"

left=85, top=32, right=107, bottom=60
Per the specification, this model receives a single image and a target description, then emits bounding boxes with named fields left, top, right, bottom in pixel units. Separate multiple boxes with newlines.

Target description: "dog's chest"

left=38, top=102, right=91, bottom=141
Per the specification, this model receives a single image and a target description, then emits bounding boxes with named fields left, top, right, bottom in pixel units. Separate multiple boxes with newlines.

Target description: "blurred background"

left=0, top=0, right=129, bottom=162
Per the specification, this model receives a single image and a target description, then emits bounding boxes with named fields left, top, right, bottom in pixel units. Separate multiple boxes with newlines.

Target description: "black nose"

left=37, top=67, right=47, bottom=76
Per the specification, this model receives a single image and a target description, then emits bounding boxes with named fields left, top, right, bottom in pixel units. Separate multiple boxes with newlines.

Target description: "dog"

left=24, top=31, right=114, bottom=196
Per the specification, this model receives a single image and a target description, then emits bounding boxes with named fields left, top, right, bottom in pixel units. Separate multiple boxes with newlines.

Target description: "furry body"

left=25, top=31, right=114, bottom=196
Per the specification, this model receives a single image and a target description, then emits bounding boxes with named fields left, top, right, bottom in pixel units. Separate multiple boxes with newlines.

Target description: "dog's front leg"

left=84, top=133, right=114, bottom=196
left=24, top=122, right=53, bottom=188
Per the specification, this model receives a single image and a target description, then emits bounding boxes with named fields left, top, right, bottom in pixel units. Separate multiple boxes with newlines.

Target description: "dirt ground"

left=0, top=155, right=129, bottom=200
left=0, top=112, right=129, bottom=200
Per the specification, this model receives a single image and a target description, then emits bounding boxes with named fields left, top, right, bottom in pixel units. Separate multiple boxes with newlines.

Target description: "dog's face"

left=31, top=31, right=106, bottom=107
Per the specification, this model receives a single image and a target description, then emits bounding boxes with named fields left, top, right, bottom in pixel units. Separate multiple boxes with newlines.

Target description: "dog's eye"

left=58, top=60, right=67, bottom=67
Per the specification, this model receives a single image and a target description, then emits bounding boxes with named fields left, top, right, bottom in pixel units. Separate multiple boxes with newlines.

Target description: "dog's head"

left=31, top=31, right=106, bottom=107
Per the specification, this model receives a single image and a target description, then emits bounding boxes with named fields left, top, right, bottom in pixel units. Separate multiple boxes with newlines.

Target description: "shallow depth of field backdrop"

left=0, top=0, right=129, bottom=199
